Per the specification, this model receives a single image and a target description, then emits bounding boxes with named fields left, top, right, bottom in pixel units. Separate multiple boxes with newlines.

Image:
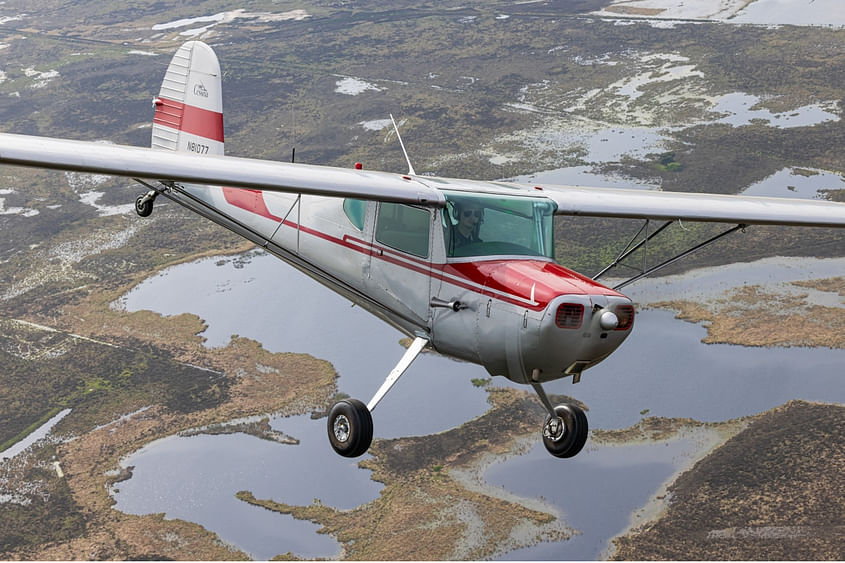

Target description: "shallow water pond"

left=113, top=253, right=845, bottom=559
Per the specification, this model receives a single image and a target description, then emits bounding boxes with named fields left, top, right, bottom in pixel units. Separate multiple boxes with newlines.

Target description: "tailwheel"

left=542, top=403, right=588, bottom=458
left=134, top=192, right=155, bottom=217
left=327, top=399, right=373, bottom=458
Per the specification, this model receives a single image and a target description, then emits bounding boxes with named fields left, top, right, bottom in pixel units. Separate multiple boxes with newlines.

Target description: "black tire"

left=327, top=399, right=373, bottom=458
left=542, top=403, right=589, bottom=459
left=135, top=195, right=153, bottom=217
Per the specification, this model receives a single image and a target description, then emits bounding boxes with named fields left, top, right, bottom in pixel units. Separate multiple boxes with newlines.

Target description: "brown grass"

left=5, top=247, right=337, bottom=559
left=237, top=389, right=572, bottom=560
left=602, top=5, right=666, bottom=16
left=793, top=276, right=845, bottom=297
left=653, top=280, right=845, bottom=349
left=610, top=401, right=845, bottom=560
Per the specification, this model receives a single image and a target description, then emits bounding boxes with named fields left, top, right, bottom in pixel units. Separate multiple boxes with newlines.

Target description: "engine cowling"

left=430, top=259, right=635, bottom=384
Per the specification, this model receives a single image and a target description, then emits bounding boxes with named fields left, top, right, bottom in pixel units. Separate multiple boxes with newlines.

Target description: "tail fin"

left=152, top=41, right=224, bottom=156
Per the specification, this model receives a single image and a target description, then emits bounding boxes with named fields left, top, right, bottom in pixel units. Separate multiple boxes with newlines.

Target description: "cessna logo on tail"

left=192, top=82, right=209, bottom=98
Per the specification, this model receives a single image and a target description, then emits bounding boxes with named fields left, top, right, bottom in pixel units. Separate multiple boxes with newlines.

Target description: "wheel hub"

left=543, top=416, right=565, bottom=442
left=333, top=414, right=351, bottom=443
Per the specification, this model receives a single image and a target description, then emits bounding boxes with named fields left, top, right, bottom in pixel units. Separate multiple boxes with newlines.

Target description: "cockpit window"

left=343, top=199, right=366, bottom=230
left=443, top=191, right=556, bottom=259
left=376, top=202, right=431, bottom=258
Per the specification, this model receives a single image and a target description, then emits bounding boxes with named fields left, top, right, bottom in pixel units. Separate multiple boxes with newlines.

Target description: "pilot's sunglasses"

left=462, top=209, right=483, bottom=218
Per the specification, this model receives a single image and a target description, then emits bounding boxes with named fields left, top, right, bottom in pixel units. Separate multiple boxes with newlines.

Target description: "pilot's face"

left=458, top=205, right=483, bottom=234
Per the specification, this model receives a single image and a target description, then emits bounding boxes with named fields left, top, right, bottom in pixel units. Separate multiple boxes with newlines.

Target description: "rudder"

left=152, top=41, right=224, bottom=156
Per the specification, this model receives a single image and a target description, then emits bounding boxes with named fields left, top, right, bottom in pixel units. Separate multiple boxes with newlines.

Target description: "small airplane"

left=0, top=41, right=843, bottom=459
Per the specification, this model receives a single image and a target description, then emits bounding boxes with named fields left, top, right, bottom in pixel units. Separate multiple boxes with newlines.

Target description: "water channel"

left=732, top=0, right=845, bottom=27
left=0, top=408, right=71, bottom=461
left=112, top=251, right=845, bottom=559
left=112, top=415, right=378, bottom=560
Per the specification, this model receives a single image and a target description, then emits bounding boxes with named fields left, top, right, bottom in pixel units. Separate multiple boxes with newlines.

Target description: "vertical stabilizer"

left=152, top=41, right=224, bottom=155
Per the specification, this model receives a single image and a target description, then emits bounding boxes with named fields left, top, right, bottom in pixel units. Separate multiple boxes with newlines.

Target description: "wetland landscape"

left=0, top=0, right=843, bottom=559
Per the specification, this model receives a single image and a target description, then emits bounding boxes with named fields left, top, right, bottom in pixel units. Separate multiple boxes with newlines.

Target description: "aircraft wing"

left=0, top=132, right=844, bottom=228
left=536, top=183, right=845, bottom=228
left=431, top=178, right=845, bottom=228
left=0, top=132, right=445, bottom=206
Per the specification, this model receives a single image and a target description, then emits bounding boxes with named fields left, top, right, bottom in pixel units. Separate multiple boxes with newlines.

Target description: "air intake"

left=615, top=304, right=635, bottom=330
left=555, top=303, right=584, bottom=329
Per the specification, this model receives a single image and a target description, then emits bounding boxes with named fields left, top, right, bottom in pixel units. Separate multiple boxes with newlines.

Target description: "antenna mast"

left=390, top=113, right=416, bottom=176
left=290, top=107, right=296, bottom=163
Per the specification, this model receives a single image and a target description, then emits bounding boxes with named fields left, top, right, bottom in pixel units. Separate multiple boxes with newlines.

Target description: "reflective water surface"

left=113, top=414, right=380, bottom=560
left=118, top=251, right=492, bottom=439
left=711, top=93, right=839, bottom=128
left=732, top=0, right=845, bottom=27
left=741, top=168, right=844, bottom=199
left=492, top=438, right=700, bottom=560
left=113, top=253, right=845, bottom=559
left=0, top=408, right=71, bottom=461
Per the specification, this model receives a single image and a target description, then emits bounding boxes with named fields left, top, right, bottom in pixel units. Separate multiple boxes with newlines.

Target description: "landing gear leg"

left=532, top=383, right=589, bottom=458
left=326, top=336, right=429, bottom=458
left=134, top=190, right=157, bottom=217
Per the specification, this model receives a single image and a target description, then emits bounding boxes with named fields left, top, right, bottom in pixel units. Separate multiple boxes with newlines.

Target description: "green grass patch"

left=655, top=152, right=683, bottom=172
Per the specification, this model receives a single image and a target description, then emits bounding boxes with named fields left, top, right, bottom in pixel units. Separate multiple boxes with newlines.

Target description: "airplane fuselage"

left=182, top=181, right=635, bottom=385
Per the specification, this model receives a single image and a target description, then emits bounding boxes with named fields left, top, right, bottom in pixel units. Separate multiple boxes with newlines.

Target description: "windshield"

left=443, top=191, right=556, bottom=259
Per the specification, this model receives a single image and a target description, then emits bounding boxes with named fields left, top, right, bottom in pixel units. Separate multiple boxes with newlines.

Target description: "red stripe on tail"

left=153, top=98, right=224, bottom=142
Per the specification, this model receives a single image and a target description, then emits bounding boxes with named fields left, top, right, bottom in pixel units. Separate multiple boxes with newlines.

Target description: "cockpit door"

left=366, top=202, right=433, bottom=329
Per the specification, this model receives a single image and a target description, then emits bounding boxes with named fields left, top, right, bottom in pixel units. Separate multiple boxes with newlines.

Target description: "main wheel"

left=135, top=195, right=154, bottom=217
left=542, top=403, right=588, bottom=458
left=327, top=399, right=373, bottom=458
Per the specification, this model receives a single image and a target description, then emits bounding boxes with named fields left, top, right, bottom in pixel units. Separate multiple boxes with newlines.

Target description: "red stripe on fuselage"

left=317, top=232, right=622, bottom=310
left=217, top=188, right=623, bottom=309
left=222, top=187, right=283, bottom=221
left=154, top=98, right=224, bottom=142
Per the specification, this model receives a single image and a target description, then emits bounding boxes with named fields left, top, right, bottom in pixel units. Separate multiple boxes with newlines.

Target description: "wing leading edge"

left=0, top=132, right=445, bottom=206
left=538, top=183, right=845, bottom=228
left=420, top=177, right=845, bottom=228
left=0, top=131, right=843, bottom=228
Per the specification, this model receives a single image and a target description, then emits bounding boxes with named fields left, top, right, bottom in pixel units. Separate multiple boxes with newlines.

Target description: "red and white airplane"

left=1, top=41, right=843, bottom=459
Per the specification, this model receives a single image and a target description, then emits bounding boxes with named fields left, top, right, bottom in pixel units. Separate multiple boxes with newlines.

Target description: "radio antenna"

left=390, top=113, right=416, bottom=176
left=290, top=107, right=296, bottom=163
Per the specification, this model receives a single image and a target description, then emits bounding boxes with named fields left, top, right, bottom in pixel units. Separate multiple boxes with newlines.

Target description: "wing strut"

left=134, top=179, right=429, bottom=334
left=592, top=219, right=673, bottom=281
left=603, top=223, right=748, bottom=291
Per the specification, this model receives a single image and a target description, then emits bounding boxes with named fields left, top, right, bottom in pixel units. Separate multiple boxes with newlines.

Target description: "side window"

left=375, top=203, right=430, bottom=258
left=343, top=199, right=366, bottom=230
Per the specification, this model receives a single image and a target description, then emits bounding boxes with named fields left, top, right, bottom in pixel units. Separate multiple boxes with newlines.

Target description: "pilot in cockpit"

left=453, top=200, right=484, bottom=247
